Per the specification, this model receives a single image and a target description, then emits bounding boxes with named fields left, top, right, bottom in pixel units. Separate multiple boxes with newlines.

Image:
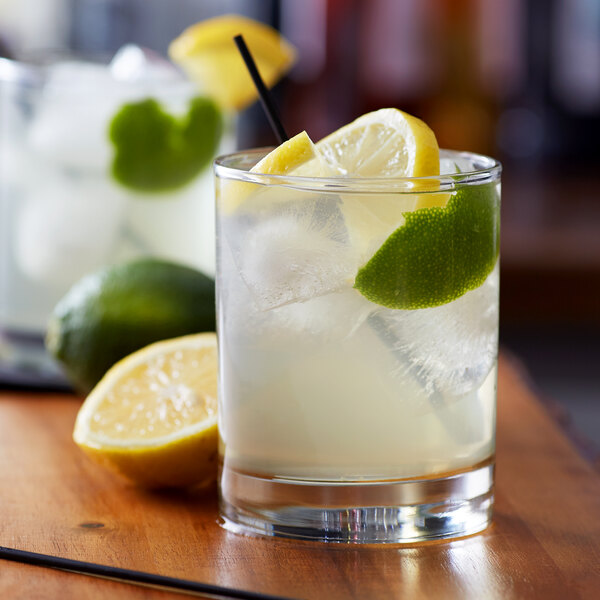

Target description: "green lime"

left=46, top=258, right=216, bottom=393
left=109, top=96, right=222, bottom=192
left=354, top=183, right=500, bottom=310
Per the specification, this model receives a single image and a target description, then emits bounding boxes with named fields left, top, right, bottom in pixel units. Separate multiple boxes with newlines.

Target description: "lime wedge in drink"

left=354, top=183, right=500, bottom=310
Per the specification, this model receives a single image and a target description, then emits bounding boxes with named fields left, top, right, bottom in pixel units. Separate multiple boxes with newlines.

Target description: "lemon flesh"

left=316, top=108, right=440, bottom=179
left=73, top=333, right=218, bottom=489
left=253, top=131, right=319, bottom=175
left=220, top=130, right=320, bottom=214
left=314, top=109, right=449, bottom=259
left=169, top=15, right=296, bottom=111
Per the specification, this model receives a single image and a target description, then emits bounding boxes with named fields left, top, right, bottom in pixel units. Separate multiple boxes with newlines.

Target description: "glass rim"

left=214, top=148, right=501, bottom=193
left=0, top=55, right=195, bottom=94
left=0, top=57, right=41, bottom=85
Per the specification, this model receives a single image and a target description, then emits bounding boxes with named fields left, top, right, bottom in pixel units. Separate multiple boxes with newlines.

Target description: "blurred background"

left=1, top=0, right=598, bottom=454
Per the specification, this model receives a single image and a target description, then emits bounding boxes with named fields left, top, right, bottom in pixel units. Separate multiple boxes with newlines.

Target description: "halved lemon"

left=169, top=15, right=296, bottom=111
left=73, top=333, right=218, bottom=489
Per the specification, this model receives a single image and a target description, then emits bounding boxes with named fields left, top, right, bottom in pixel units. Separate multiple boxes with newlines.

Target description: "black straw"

left=233, top=34, right=289, bottom=144
left=0, top=546, right=297, bottom=600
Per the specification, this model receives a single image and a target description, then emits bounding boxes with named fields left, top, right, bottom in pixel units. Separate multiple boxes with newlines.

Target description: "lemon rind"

left=73, top=333, right=217, bottom=451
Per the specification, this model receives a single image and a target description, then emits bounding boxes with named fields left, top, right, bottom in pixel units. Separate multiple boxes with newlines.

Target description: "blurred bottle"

left=548, top=0, right=600, bottom=166
left=353, top=0, right=505, bottom=155
left=421, top=0, right=499, bottom=155
left=356, top=0, right=437, bottom=114
left=281, top=0, right=360, bottom=140
left=497, top=0, right=600, bottom=168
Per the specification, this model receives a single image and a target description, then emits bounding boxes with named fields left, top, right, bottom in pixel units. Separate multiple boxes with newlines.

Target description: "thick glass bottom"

left=219, top=458, right=494, bottom=544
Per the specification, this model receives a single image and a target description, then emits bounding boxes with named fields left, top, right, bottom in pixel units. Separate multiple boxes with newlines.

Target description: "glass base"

left=219, top=459, right=494, bottom=544
left=0, top=329, right=70, bottom=389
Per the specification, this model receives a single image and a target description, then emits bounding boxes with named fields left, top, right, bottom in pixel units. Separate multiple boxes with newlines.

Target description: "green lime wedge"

left=354, top=183, right=500, bottom=310
left=109, top=96, right=222, bottom=193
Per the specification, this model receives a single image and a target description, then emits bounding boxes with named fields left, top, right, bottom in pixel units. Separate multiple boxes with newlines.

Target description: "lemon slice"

left=253, top=131, right=318, bottom=175
left=317, top=108, right=440, bottom=179
left=169, top=15, right=296, bottom=111
left=313, top=109, right=448, bottom=259
left=220, top=130, right=321, bottom=214
left=73, top=333, right=218, bottom=489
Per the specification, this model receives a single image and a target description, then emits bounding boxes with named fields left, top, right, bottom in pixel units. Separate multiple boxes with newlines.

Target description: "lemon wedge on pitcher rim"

left=73, top=333, right=218, bottom=489
left=169, top=15, right=296, bottom=111
left=314, top=108, right=449, bottom=207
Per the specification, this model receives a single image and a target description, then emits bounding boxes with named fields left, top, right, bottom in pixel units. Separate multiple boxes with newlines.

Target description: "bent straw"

left=233, top=34, right=289, bottom=144
left=0, top=546, right=296, bottom=600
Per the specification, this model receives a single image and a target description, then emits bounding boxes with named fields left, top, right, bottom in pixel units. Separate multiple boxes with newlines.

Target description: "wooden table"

left=1, top=353, right=599, bottom=599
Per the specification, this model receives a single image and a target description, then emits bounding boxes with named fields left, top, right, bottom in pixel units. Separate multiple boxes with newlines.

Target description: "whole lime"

left=46, top=258, right=216, bottom=393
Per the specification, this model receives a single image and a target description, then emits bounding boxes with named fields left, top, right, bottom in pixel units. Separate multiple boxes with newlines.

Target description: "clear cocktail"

left=215, top=111, right=501, bottom=543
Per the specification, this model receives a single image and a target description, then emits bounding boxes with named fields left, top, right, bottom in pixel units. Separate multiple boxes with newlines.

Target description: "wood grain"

left=0, top=353, right=599, bottom=599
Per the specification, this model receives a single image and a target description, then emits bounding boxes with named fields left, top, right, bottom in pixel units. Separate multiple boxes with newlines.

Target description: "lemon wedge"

left=73, top=333, right=218, bottom=489
left=219, top=130, right=320, bottom=214
left=253, top=131, right=318, bottom=175
left=169, top=15, right=296, bottom=111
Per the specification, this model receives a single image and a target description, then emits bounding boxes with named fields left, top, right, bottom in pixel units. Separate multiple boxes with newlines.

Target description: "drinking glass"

left=215, top=148, right=501, bottom=543
left=0, top=54, right=233, bottom=385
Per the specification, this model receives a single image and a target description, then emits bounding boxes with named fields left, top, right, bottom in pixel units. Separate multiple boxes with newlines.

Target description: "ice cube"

left=223, top=288, right=373, bottom=384
left=110, top=44, right=184, bottom=84
left=44, top=61, right=114, bottom=88
left=271, top=288, right=372, bottom=342
left=219, top=224, right=373, bottom=386
left=230, top=196, right=360, bottom=310
left=439, top=157, right=460, bottom=175
left=15, top=172, right=127, bottom=286
left=369, top=261, right=499, bottom=398
left=439, top=154, right=478, bottom=175
left=28, top=62, right=126, bottom=171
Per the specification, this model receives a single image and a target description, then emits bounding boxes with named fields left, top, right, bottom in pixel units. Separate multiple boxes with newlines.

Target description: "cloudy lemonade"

left=215, top=111, right=501, bottom=543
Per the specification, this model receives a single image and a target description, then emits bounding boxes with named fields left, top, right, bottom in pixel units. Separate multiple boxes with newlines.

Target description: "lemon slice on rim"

left=219, top=130, right=322, bottom=214
left=312, top=109, right=448, bottom=258
left=73, top=333, right=218, bottom=489
left=169, top=15, right=297, bottom=111
left=316, top=108, right=440, bottom=179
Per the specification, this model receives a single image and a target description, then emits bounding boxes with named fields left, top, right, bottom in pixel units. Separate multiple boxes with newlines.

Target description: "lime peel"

left=354, top=182, right=500, bottom=310
left=109, top=96, right=222, bottom=193
left=46, top=259, right=216, bottom=393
